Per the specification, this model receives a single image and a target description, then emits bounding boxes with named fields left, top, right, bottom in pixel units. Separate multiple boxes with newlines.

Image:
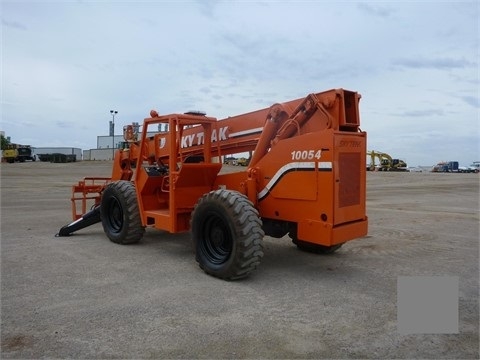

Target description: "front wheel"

left=100, top=180, right=145, bottom=244
left=191, top=190, right=264, bottom=280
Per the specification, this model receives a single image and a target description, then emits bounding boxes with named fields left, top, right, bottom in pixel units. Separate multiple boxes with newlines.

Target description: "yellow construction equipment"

left=367, top=150, right=407, bottom=171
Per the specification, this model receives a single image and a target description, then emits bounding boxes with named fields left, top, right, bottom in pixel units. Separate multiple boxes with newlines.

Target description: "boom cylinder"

left=249, top=104, right=289, bottom=168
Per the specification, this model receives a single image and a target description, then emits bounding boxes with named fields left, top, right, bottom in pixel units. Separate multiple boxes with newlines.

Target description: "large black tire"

left=100, top=180, right=145, bottom=244
left=191, top=189, right=264, bottom=280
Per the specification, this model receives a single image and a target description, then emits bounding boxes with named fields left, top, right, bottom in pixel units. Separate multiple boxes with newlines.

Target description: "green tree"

left=1, top=134, right=11, bottom=150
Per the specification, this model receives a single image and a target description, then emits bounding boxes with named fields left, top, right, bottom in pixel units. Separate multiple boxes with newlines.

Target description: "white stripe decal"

left=319, top=161, right=332, bottom=169
left=258, top=162, right=316, bottom=200
left=229, top=127, right=264, bottom=138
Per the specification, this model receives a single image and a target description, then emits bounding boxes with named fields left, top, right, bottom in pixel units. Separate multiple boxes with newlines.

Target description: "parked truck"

left=2, top=144, right=36, bottom=163
left=432, top=161, right=459, bottom=173
left=57, top=88, right=368, bottom=280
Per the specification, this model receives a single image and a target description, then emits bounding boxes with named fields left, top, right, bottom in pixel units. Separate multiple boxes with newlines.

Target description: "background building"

left=83, top=135, right=125, bottom=161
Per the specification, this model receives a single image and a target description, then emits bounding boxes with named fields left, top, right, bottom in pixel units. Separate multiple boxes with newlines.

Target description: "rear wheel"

left=191, top=189, right=264, bottom=280
left=101, top=180, right=145, bottom=244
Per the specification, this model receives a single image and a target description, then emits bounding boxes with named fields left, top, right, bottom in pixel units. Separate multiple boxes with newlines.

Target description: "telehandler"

left=57, top=88, right=368, bottom=279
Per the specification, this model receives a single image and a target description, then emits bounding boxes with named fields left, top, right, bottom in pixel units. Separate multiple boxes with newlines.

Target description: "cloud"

left=393, top=109, right=445, bottom=117
left=357, top=3, right=394, bottom=17
left=459, top=95, right=480, bottom=108
left=1, top=19, right=27, bottom=30
left=392, top=57, right=475, bottom=70
left=194, top=0, right=220, bottom=18
left=56, top=121, right=74, bottom=128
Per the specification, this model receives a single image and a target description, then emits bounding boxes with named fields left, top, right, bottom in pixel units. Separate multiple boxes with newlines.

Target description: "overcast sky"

left=2, top=1, right=479, bottom=166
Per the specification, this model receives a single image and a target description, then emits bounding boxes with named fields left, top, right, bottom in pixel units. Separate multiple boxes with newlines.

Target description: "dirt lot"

left=1, top=161, right=478, bottom=359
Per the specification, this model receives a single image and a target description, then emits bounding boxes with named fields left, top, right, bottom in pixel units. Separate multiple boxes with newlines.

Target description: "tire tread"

left=192, top=189, right=264, bottom=280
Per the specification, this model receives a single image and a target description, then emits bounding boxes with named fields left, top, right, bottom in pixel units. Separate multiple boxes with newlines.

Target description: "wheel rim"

left=201, top=213, right=232, bottom=265
left=106, top=196, right=123, bottom=233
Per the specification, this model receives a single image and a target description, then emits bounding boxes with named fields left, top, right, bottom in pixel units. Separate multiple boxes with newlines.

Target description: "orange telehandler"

left=57, top=88, right=368, bottom=279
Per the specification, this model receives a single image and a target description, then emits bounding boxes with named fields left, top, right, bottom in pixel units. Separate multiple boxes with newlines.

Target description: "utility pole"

left=110, top=110, right=118, bottom=160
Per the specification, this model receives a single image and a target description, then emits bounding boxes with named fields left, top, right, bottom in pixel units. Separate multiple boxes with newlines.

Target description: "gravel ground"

left=1, top=161, right=478, bottom=359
